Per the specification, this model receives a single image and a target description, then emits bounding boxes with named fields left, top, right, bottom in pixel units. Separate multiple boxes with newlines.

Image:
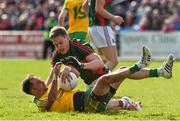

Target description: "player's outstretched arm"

left=83, top=53, right=104, bottom=70
left=95, top=0, right=124, bottom=25
left=58, top=7, right=68, bottom=26
left=45, top=62, right=62, bottom=86
left=44, top=62, right=61, bottom=111
left=65, top=54, right=104, bottom=70
left=64, top=56, right=84, bottom=70
left=45, top=68, right=54, bottom=86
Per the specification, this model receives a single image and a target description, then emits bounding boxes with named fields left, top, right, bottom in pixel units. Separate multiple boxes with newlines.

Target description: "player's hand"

left=64, top=56, right=84, bottom=70
left=53, top=62, right=61, bottom=78
left=60, top=66, right=72, bottom=84
left=113, top=16, right=124, bottom=25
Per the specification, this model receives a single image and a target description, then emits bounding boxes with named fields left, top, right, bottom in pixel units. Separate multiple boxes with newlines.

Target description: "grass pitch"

left=0, top=59, right=180, bottom=120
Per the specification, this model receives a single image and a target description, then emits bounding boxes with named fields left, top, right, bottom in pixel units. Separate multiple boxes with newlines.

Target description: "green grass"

left=0, top=59, right=180, bottom=120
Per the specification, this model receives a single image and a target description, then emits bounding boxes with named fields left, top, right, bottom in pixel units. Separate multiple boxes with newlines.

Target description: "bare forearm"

left=58, top=9, right=67, bottom=26
left=58, top=15, right=65, bottom=26
left=95, top=0, right=114, bottom=21
left=96, top=7, right=114, bottom=21
left=45, top=76, right=58, bottom=110
left=84, top=59, right=104, bottom=70
left=84, top=53, right=105, bottom=70
left=45, top=68, right=54, bottom=86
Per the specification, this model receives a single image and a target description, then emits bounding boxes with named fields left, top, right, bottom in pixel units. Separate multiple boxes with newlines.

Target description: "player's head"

left=22, top=75, right=48, bottom=97
left=49, top=26, right=69, bottom=54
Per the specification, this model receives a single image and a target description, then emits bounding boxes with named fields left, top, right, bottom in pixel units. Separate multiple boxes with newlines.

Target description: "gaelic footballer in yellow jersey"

left=59, top=0, right=89, bottom=43
left=33, top=84, right=79, bottom=112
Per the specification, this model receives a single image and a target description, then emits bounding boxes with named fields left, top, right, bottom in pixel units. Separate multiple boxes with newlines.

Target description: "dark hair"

left=49, top=26, right=68, bottom=39
left=22, top=78, right=32, bottom=95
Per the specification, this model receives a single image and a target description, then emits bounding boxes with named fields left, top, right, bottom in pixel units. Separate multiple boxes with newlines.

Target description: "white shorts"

left=88, top=26, right=116, bottom=48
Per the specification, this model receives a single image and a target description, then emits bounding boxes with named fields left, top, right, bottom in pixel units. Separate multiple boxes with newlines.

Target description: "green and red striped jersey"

left=89, top=0, right=113, bottom=26
left=51, top=40, right=109, bottom=85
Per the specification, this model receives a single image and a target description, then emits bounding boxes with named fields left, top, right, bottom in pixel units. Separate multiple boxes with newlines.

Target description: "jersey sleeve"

left=33, top=97, right=46, bottom=111
left=33, top=85, right=52, bottom=111
left=81, top=43, right=95, bottom=58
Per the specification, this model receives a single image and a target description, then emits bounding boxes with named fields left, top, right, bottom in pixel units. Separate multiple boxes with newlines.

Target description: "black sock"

left=91, top=92, right=108, bottom=102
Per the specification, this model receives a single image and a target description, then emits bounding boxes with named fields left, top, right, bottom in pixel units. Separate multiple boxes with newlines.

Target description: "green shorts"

left=84, top=84, right=115, bottom=112
left=69, top=32, right=89, bottom=44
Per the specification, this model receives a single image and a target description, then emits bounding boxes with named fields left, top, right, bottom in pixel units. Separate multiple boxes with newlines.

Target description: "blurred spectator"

left=0, top=14, right=10, bottom=30
left=150, top=9, right=163, bottom=30
left=171, top=12, right=180, bottom=30
left=111, top=0, right=180, bottom=32
left=124, top=11, right=136, bottom=28
left=0, top=0, right=180, bottom=31
left=139, top=16, right=149, bottom=31
left=0, top=0, right=64, bottom=30
left=161, top=19, right=175, bottom=32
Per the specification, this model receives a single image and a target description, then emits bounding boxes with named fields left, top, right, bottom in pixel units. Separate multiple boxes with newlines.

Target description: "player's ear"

left=31, top=88, right=37, bottom=95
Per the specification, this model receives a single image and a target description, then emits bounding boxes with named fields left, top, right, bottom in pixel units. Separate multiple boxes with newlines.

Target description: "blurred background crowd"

left=1, top=0, right=180, bottom=32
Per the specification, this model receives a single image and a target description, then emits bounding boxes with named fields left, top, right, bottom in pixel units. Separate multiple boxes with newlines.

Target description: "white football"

left=58, top=72, right=78, bottom=91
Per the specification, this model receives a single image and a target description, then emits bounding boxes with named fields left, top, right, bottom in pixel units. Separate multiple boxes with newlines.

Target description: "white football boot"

left=159, top=54, right=174, bottom=79
left=121, top=96, right=142, bottom=111
left=137, top=46, right=152, bottom=68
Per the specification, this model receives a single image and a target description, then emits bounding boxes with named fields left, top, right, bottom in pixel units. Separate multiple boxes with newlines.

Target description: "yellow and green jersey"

left=63, top=0, right=88, bottom=33
left=33, top=85, right=79, bottom=112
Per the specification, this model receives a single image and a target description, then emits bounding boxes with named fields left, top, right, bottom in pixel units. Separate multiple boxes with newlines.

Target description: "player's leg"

left=106, top=55, right=174, bottom=112
left=99, top=46, right=118, bottom=70
left=107, top=46, right=151, bottom=89
left=118, top=54, right=174, bottom=80
left=110, top=54, right=174, bottom=91
left=99, top=26, right=118, bottom=70
left=84, top=46, right=151, bottom=112
left=107, top=96, right=142, bottom=111
left=88, top=26, right=118, bottom=70
left=92, top=46, right=151, bottom=97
